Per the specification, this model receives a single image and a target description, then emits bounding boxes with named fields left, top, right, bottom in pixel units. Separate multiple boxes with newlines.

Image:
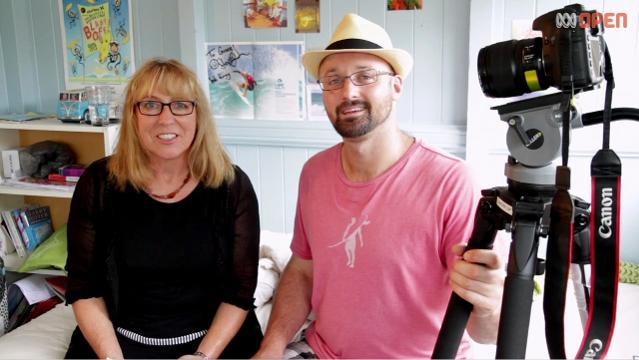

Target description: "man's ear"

left=392, top=75, right=404, bottom=100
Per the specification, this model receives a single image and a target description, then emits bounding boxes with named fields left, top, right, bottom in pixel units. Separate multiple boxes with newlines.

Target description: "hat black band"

left=325, top=38, right=382, bottom=50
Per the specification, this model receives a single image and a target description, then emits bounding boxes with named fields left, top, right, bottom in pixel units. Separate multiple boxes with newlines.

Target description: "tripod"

left=433, top=92, right=639, bottom=358
left=433, top=92, right=582, bottom=358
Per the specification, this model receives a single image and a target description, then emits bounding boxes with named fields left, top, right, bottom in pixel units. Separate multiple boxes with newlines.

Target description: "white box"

left=1, top=148, right=24, bottom=179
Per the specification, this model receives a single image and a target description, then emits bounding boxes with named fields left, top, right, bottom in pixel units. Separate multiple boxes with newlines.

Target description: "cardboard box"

left=1, top=148, right=24, bottom=179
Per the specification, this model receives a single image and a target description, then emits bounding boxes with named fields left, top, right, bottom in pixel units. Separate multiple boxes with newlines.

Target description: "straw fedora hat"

left=302, top=13, right=413, bottom=79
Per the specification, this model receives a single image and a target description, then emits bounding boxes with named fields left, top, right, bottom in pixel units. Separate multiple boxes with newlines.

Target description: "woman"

left=65, top=58, right=262, bottom=359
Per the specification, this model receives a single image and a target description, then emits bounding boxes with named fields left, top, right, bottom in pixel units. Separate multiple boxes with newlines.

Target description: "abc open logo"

left=555, top=11, right=628, bottom=29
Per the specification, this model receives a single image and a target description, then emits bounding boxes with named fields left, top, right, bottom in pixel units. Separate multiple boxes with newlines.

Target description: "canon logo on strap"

left=598, top=187, right=613, bottom=239
left=583, top=339, right=603, bottom=359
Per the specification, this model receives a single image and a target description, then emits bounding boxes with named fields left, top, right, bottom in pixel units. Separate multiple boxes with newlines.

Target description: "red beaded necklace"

left=148, top=174, right=191, bottom=200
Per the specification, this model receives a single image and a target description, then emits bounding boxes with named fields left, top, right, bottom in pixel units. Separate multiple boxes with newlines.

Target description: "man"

left=254, top=13, right=504, bottom=358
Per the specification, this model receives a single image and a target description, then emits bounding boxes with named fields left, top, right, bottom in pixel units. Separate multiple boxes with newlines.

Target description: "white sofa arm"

left=0, top=303, right=75, bottom=359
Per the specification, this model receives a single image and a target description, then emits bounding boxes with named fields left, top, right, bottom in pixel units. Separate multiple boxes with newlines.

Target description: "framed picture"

left=295, top=0, right=320, bottom=33
left=243, top=0, right=288, bottom=29
left=387, top=0, right=423, bottom=11
left=58, top=0, right=135, bottom=90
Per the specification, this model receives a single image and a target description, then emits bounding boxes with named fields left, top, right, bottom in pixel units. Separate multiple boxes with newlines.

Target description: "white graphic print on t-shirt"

left=328, top=214, right=370, bottom=268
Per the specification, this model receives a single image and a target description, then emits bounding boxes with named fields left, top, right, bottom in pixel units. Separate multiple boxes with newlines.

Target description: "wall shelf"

left=0, top=184, right=73, bottom=198
left=3, top=252, right=66, bottom=276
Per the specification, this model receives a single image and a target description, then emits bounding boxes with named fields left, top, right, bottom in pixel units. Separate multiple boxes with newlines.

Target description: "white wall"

left=1, top=0, right=471, bottom=234
left=466, top=0, right=639, bottom=261
left=182, top=0, right=472, bottom=233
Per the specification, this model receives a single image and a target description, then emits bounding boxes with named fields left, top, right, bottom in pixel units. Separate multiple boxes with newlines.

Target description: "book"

left=0, top=216, right=15, bottom=258
left=58, top=164, right=85, bottom=177
left=44, top=276, right=68, bottom=301
left=12, top=209, right=30, bottom=252
left=19, top=206, right=54, bottom=252
left=205, top=42, right=305, bottom=121
left=0, top=112, right=52, bottom=122
left=1, top=210, right=26, bottom=258
left=1, top=177, right=76, bottom=191
left=6, top=283, right=32, bottom=331
left=1, top=148, right=24, bottom=179
left=23, top=296, right=61, bottom=323
left=47, top=173, right=80, bottom=183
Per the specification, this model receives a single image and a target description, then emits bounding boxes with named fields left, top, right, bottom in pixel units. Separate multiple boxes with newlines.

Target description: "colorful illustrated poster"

left=387, top=0, right=423, bottom=10
left=243, top=0, right=288, bottom=28
left=59, top=0, right=134, bottom=89
left=206, top=42, right=305, bottom=121
left=295, top=0, right=320, bottom=33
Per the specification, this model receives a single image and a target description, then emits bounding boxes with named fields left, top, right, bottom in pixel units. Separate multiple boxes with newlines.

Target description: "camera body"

left=478, top=3, right=605, bottom=98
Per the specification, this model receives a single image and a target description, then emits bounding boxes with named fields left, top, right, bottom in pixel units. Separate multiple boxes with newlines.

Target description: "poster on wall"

left=295, top=0, right=320, bottom=33
left=205, top=42, right=305, bottom=121
left=387, top=0, right=422, bottom=11
left=59, top=0, right=135, bottom=89
left=306, top=84, right=327, bottom=121
left=243, top=0, right=288, bottom=28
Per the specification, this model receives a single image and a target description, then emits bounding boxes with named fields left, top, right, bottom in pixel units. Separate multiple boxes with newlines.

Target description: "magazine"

left=205, top=42, right=305, bottom=120
left=1, top=177, right=76, bottom=192
left=0, top=113, right=52, bottom=122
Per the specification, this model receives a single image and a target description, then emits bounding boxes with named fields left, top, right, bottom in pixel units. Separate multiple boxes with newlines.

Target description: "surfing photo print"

left=205, top=42, right=305, bottom=121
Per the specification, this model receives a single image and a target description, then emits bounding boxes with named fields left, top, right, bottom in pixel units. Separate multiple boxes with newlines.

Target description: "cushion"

left=254, top=258, right=279, bottom=307
left=17, top=225, right=67, bottom=273
left=259, top=230, right=292, bottom=273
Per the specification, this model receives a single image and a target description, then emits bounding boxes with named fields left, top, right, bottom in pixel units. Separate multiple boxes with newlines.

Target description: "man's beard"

left=330, top=97, right=393, bottom=138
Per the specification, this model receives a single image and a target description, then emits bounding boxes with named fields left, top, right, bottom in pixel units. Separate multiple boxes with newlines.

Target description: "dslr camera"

left=478, top=3, right=605, bottom=98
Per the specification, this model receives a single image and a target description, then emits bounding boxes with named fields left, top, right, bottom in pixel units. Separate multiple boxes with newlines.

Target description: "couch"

left=0, top=231, right=636, bottom=358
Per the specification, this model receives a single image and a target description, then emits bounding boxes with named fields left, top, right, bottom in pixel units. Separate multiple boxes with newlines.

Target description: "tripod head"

left=492, top=92, right=576, bottom=186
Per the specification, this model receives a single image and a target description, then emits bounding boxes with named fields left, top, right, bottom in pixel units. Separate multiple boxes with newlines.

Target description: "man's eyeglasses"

left=136, top=101, right=196, bottom=116
left=317, top=69, right=395, bottom=91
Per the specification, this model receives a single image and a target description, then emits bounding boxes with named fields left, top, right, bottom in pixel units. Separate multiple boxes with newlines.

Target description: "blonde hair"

left=108, top=58, right=235, bottom=190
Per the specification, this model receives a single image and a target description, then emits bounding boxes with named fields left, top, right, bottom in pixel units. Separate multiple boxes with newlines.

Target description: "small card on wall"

left=306, top=84, right=327, bottom=121
left=387, top=0, right=423, bottom=11
left=243, top=0, right=288, bottom=28
left=295, top=0, right=320, bottom=33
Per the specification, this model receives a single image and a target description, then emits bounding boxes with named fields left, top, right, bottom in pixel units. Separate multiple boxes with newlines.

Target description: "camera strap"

left=544, top=104, right=576, bottom=359
left=576, top=43, right=620, bottom=359
left=544, top=44, right=620, bottom=360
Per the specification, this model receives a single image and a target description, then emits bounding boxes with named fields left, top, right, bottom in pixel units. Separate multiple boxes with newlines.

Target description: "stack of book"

left=46, top=164, right=85, bottom=183
left=0, top=164, right=86, bottom=191
left=0, top=205, right=54, bottom=259
left=5, top=274, right=63, bottom=331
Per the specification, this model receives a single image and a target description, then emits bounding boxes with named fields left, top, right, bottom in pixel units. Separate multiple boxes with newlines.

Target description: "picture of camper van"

left=57, top=89, right=90, bottom=123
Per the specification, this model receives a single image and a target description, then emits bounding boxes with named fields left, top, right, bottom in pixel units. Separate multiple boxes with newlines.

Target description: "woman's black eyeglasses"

left=136, top=101, right=196, bottom=116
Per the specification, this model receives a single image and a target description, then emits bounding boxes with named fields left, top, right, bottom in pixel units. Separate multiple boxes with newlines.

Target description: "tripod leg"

left=432, top=192, right=504, bottom=358
left=496, top=218, right=541, bottom=358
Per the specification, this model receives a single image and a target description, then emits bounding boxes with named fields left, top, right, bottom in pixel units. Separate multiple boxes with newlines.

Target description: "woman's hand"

left=178, top=352, right=210, bottom=360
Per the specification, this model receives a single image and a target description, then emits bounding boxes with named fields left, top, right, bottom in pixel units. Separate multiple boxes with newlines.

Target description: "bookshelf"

left=3, top=252, right=65, bottom=276
left=0, top=117, right=120, bottom=273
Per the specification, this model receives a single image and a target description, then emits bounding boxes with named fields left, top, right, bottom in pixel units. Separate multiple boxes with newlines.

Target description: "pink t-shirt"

left=291, top=140, right=479, bottom=358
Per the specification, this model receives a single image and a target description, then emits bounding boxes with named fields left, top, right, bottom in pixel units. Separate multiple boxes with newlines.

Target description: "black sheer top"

left=65, top=158, right=260, bottom=337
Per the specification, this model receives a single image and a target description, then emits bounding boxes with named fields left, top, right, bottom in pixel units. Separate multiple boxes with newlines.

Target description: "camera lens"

left=477, top=38, right=549, bottom=98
